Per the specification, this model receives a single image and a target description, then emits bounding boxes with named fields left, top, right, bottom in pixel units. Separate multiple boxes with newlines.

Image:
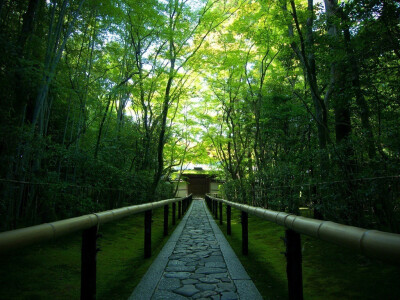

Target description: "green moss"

left=216, top=204, right=400, bottom=299
left=0, top=206, right=181, bottom=300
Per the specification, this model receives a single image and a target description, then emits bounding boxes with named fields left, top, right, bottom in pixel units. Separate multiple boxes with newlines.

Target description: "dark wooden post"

left=144, top=210, right=152, bottom=258
left=285, top=229, right=303, bottom=300
left=241, top=211, right=248, bottom=255
left=219, top=202, right=223, bottom=225
left=227, top=205, right=231, bottom=235
left=81, top=225, right=98, bottom=300
left=215, top=201, right=218, bottom=219
left=172, top=202, right=176, bottom=225
left=213, top=200, right=216, bottom=215
left=178, top=201, right=182, bottom=219
left=164, top=204, right=169, bottom=236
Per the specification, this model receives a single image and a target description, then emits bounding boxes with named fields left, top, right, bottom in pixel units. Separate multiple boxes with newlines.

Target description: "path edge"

left=204, top=201, right=263, bottom=300
left=128, top=201, right=195, bottom=300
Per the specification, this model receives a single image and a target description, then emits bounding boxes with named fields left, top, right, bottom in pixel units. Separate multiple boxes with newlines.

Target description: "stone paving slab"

left=129, top=199, right=263, bottom=300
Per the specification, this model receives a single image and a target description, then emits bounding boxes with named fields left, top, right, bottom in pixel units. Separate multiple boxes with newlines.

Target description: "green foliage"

left=0, top=0, right=399, bottom=232
left=0, top=0, right=221, bottom=229
left=195, top=0, right=400, bottom=230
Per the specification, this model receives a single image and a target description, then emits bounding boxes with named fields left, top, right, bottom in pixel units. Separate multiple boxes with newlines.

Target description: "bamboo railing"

left=0, top=194, right=193, bottom=299
left=205, top=194, right=400, bottom=300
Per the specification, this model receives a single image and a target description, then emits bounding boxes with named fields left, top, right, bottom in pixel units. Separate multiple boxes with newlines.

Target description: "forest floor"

left=217, top=204, right=400, bottom=299
left=0, top=206, right=180, bottom=300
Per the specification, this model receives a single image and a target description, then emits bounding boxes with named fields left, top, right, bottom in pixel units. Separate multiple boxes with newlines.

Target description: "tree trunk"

left=324, top=0, right=355, bottom=176
left=13, top=0, right=40, bottom=122
left=31, top=0, right=85, bottom=129
left=324, top=0, right=352, bottom=142
left=152, top=9, right=176, bottom=196
left=305, top=0, right=328, bottom=152
left=285, top=0, right=330, bottom=218
left=94, top=96, right=111, bottom=159
left=340, top=9, right=376, bottom=159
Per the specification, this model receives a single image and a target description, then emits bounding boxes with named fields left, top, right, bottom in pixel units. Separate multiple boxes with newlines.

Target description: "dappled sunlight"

left=0, top=0, right=399, bottom=298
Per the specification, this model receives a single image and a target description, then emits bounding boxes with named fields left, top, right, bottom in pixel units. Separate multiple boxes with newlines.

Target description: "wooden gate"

left=187, top=174, right=210, bottom=197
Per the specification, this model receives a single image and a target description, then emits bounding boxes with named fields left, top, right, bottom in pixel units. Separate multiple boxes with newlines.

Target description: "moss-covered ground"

left=0, top=205, right=181, bottom=300
left=215, top=204, right=400, bottom=299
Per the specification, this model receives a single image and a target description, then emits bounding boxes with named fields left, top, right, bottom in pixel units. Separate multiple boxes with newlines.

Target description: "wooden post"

left=172, top=202, right=176, bottom=225
left=81, top=225, right=98, bottom=300
left=215, top=201, right=218, bottom=219
left=164, top=204, right=169, bottom=236
left=219, top=202, right=223, bottom=225
left=227, top=205, right=231, bottom=235
left=178, top=201, right=181, bottom=219
left=144, top=210, right=152, bottom=258
left=285, top=229, right=303, bottom=300
left=241, top=211, right=248, bottom=255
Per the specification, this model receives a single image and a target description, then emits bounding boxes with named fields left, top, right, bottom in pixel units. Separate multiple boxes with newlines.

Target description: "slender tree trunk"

left=152, top=20, right=176, bottom=195
left=285, top=0, right=330, bottom=218
left=76, top=13, right=96, bottom=149
left=13, top=0, right=40, bottom=122
left=305, top=0, right=328, bottom=152
left=32, top=0, right=85, bottom=129
left=324, top=0, right=352, bottom=142
left=285, top=0, right=329, bottom=151
left=340, top=10, right=375, bottom=159
left=94, top=96, right=111, bottom=159
left=0, top=0, right=4, bottom=17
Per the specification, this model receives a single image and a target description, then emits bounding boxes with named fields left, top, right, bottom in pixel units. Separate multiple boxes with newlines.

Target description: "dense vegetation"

left=0, top=0, right=229, bottom=229
left=0, top=0, right=399, bottom=233
left=198, top=0, right=400, bottom=232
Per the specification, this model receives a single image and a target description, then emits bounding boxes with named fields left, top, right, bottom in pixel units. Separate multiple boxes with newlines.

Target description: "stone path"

left=129, top=199, right=262, bottom=300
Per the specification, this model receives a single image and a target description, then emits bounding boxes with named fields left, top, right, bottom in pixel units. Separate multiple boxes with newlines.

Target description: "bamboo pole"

left=206, top=195, right=400, bottom=264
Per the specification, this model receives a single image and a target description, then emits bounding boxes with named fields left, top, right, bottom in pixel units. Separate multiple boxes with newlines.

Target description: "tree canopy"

left=0, top=0, right=399, bottom=232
